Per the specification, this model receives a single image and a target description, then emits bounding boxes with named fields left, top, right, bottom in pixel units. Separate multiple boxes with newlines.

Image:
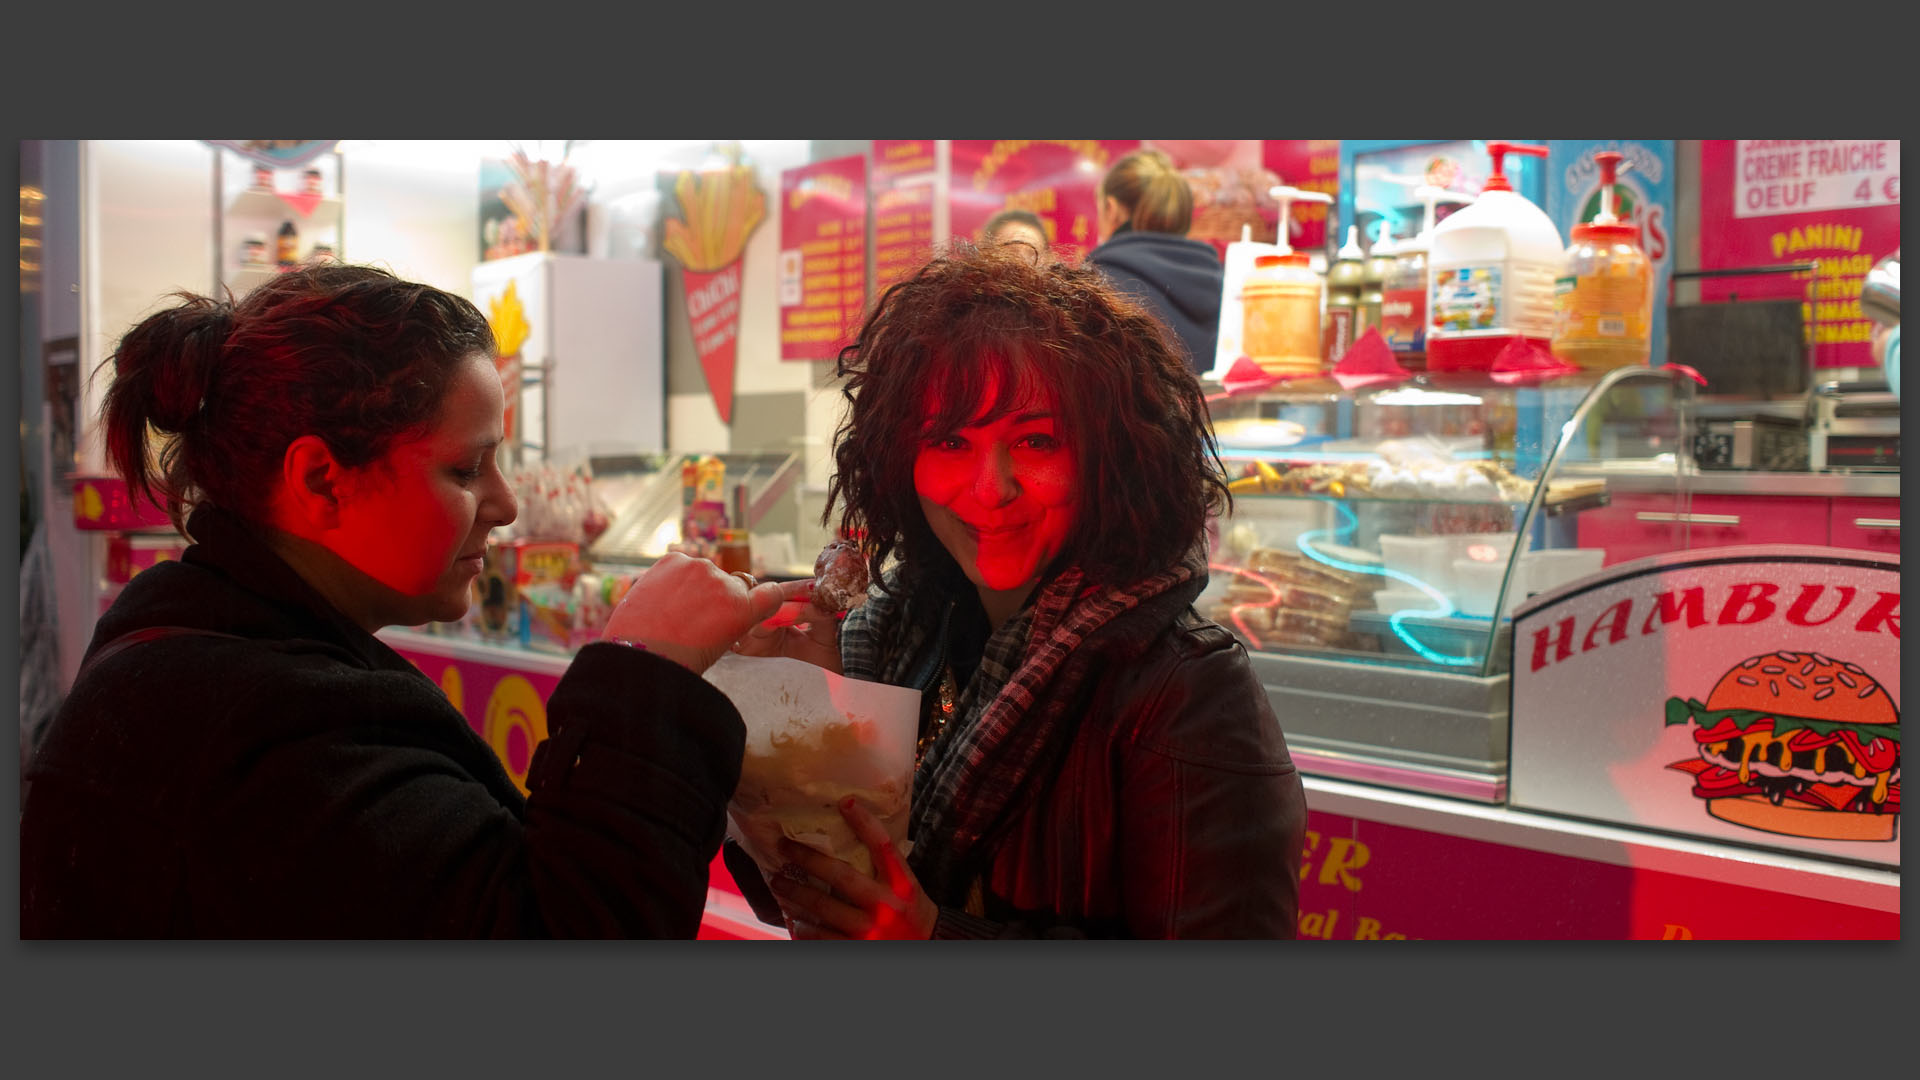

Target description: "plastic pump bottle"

left=1381, top=185, right=1473, bottom=362
left=1242, top=186, right=1332, bottom=375
left=1551, top=150, right=1653, bottom=371
left=1424, top=141, right=1564, bottom=373
left=1324, top=225, right=1367, bottom=363
left=1213, top=223, right=1284, bottom=376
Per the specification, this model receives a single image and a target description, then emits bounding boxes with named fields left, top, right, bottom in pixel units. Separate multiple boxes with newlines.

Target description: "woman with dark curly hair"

left=21, top=264, right=808, bottom=937
left=735, top=241, right=1306, bottom=938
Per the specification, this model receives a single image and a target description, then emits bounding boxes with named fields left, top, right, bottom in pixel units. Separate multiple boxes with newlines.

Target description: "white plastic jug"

left=1425, top=142, right=1564, bottom=373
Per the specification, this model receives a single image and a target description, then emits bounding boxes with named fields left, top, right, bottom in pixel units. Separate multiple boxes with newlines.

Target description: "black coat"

left=1086, top=229, right=1225, bottom=374
left=21, top=507, right=745, bottom=938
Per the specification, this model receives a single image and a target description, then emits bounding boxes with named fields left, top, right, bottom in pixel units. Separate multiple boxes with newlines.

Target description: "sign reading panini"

left=1509, top=545, right=1899, bottom=871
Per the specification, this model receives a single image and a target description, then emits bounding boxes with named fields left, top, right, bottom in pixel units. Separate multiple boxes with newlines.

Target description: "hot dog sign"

left=1509, top=545, right=1898, bottom=868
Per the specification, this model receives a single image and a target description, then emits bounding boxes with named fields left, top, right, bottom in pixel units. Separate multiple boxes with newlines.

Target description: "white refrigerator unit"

left=469, top=251, right=665, bottom=464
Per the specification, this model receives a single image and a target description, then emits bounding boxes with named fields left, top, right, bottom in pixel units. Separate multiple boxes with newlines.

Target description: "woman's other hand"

left=768, top=798, right=936, bottom=940
left=732, top=585, right=845, bottom=674
left=601, top=553, right=811, bottom=674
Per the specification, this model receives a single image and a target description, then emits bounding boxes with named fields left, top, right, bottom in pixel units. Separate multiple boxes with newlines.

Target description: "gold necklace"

left=916, top=663, right=957, bottom=768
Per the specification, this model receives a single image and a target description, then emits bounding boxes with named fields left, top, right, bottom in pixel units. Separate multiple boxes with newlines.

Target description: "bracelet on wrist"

left=606, top=636, right=649, bottom=652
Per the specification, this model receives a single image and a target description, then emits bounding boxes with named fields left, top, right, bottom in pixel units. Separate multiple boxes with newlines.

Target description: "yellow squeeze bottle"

left=1551, top=150, right=1653, bottom=371
left=1243, top=186, right=1334, bottom=376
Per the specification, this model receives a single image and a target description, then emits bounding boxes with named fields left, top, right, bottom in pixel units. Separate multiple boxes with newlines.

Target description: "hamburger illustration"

left=1666, top=650, right=1899, bottom=842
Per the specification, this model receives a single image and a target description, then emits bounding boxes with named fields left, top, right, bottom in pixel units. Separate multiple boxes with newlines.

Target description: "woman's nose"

left=487, top=470, right=519, bottom=528
left=972, top=447, right=1019, bottom=506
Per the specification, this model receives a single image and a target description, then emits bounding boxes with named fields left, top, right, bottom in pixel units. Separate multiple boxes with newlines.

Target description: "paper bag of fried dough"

left=702, top=653, right=922, bottom=888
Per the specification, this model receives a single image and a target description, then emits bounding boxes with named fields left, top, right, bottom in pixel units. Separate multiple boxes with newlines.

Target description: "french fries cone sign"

left=487, top=281, right=531, bottom=442
left=663, top=164, right=767, bottom=424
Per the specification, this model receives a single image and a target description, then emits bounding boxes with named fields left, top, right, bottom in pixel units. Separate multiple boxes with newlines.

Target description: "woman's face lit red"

left=330, top=354, right=518, bottom=627
left=913, top=372, right=1077, bottom=603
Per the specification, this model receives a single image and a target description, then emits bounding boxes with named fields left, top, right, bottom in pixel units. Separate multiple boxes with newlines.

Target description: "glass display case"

left=586, top=449, right=807, bottom=576
left=1204, top=366, right=1698, bottom=801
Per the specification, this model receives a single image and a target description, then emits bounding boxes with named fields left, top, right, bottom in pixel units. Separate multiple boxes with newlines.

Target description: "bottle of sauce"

left=1379, top=186, right=1473, bottom=369
left=275, top=221, right=300, bottom=267
left=1551, top=150, right=1652, bottom=371
left=715, top=482, right=753, bottom=574
left=1324, top=225, right=1366, bottom=364
left=1242, top=253, right=1324, bottom=376
left=1425, top=141, right=1563, bottom=373
left=714, top=530, right=752, bottom=573
left=1360, top=221, right=1396, bottom=334
left=1243, top=186, right=1332, bottom=376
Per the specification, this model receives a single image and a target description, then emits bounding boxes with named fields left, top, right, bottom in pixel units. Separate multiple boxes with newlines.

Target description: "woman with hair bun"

left=1085, top=147, right=1226, bottom=375
left=20, top=264, right=809, bottom=938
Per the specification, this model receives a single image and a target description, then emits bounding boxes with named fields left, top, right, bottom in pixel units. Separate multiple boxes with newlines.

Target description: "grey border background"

left=5, top=8, right=1909, bottom=1077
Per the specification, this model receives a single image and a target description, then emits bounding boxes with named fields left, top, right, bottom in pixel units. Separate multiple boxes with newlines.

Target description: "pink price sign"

left=871, top=140, right=938, bottom=298
left=778, top=154, right=869, bottom=361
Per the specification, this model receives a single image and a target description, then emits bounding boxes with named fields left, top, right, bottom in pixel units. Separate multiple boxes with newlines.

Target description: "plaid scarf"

left=840, top=545, right=1209, bottom=905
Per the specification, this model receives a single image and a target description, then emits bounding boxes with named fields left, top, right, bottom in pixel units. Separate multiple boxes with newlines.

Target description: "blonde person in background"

left=981, top=208, right=1052, bottom=265
left=1086, top=148, right=1225, bottom=375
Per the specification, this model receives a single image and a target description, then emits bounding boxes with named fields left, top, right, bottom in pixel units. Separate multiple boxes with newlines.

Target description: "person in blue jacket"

left=1085, top=148, right=1225, bottom=375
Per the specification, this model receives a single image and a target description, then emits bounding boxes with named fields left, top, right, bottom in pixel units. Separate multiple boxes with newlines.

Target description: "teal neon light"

left=1293, top=498, right=1480, bottom=668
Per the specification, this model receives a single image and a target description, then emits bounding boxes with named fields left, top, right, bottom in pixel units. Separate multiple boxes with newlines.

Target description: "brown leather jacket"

left=934, top=605, right=1306, bottom=939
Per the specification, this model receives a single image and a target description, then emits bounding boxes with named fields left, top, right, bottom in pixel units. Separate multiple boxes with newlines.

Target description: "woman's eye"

left=453, top=465, right=483, bottom=484
left=927, top=435, right=966, bottom=452
left=1020, top=433, right=1059, bottom=451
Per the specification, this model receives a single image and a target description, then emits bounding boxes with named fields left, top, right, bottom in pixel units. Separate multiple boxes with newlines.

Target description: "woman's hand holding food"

left=768, top=798, right=937, bottom=940
left=733, top=586, right=845, bottom=674
left=732, top=540, right=867, bottom=673
left=601, top=552, right=811, bottom=674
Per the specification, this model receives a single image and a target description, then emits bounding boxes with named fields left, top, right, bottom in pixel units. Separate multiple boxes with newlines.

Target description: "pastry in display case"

left=1205, top=365, right=1697, bottom=800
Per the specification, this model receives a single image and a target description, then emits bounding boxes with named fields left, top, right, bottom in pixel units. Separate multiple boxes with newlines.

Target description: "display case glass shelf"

left=1205, top=366, right=1698, bottom=799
